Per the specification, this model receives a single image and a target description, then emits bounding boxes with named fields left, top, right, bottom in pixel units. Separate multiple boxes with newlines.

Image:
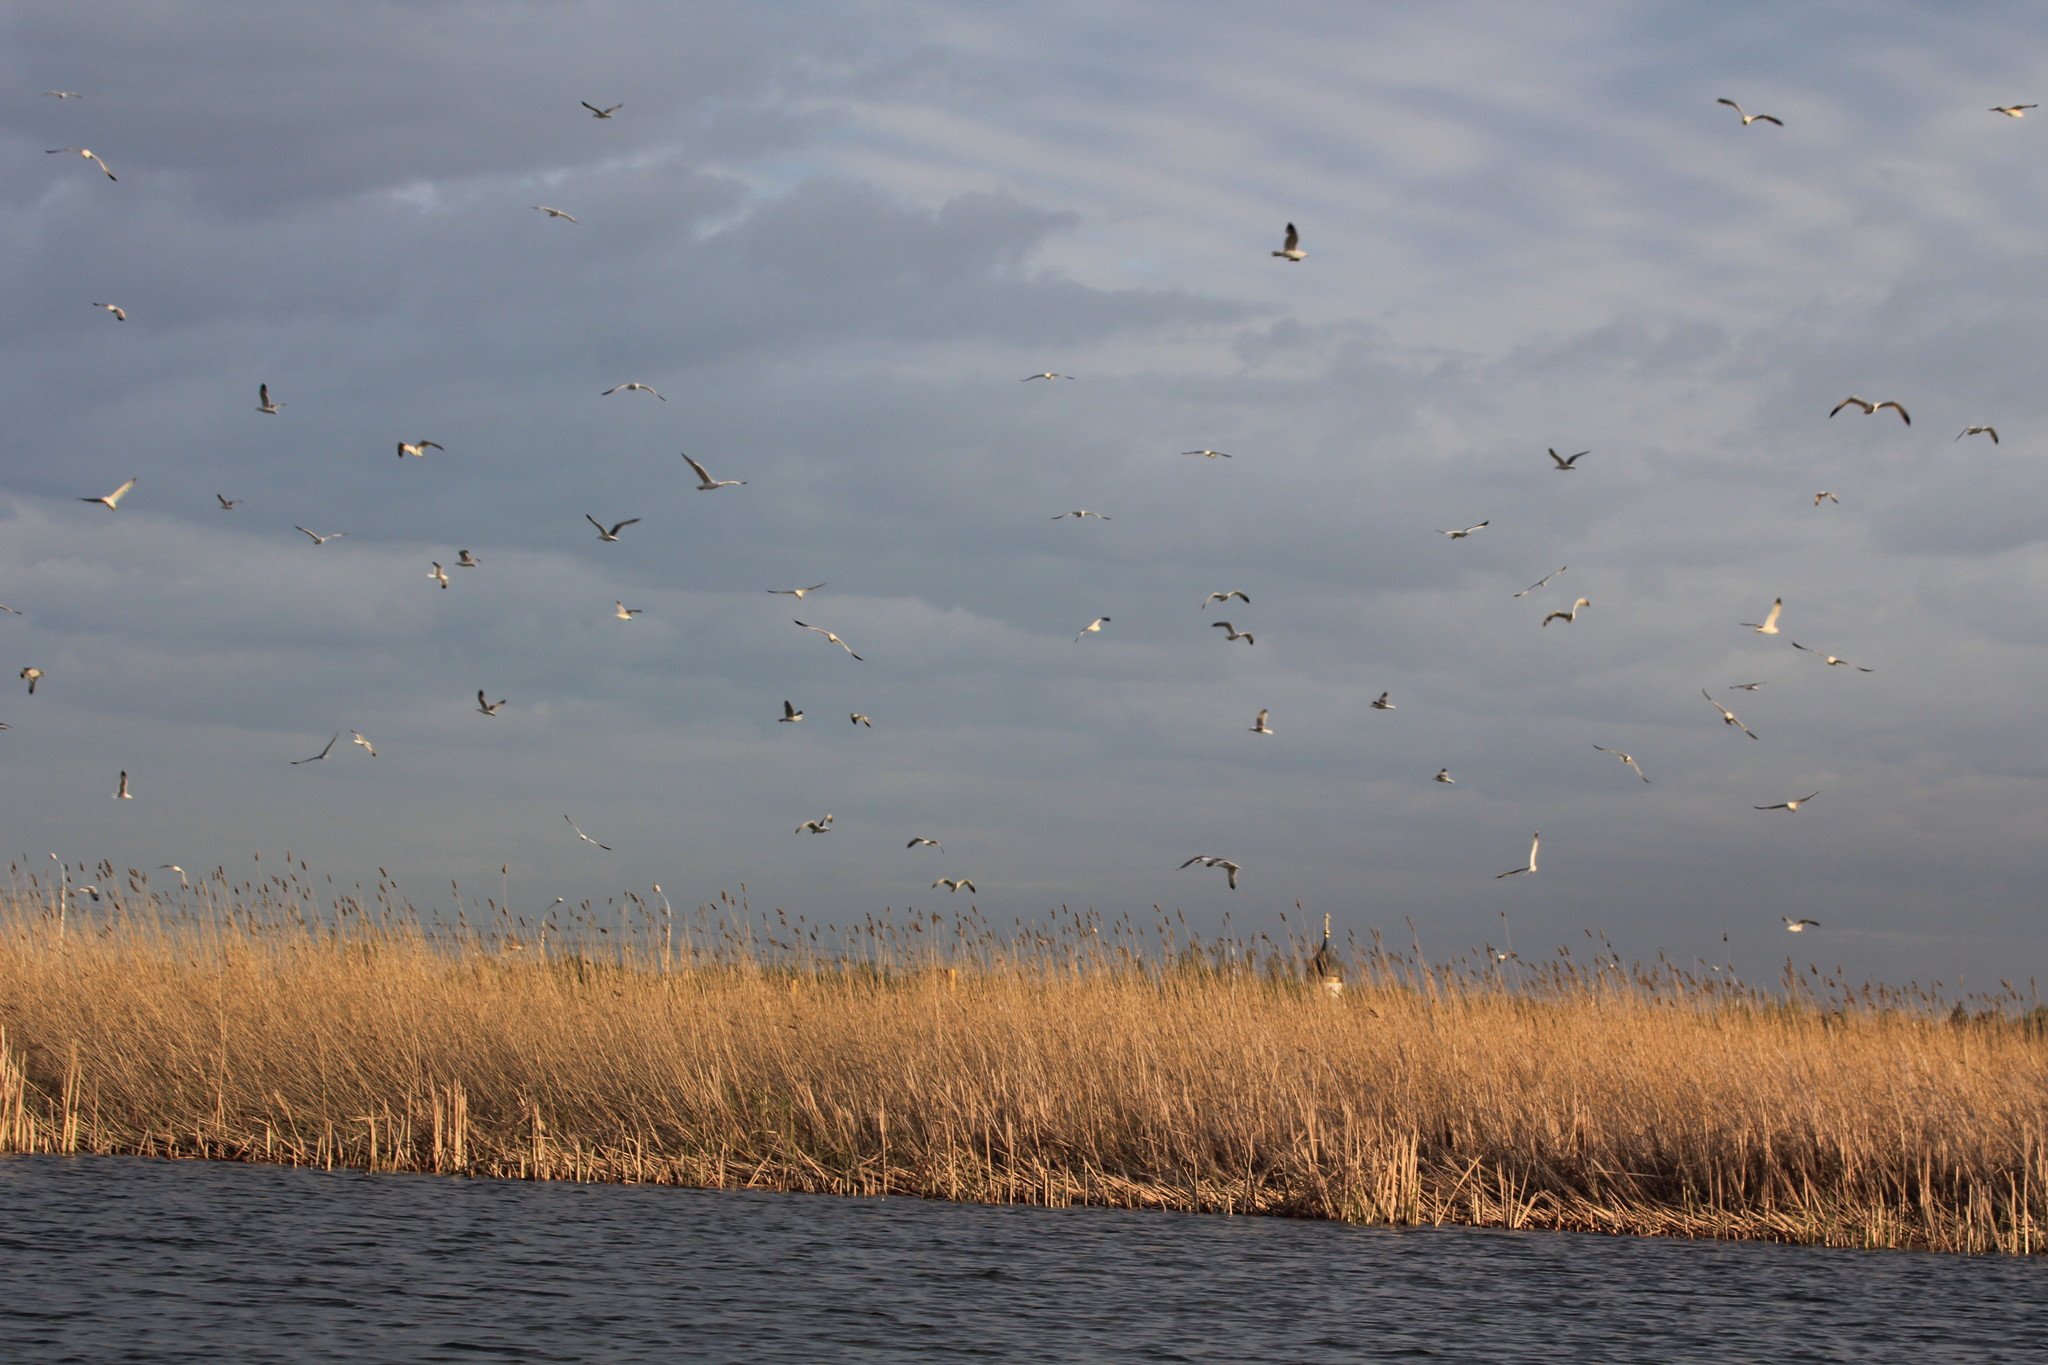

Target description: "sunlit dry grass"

left=1, top=857, right=2044, bottom=1253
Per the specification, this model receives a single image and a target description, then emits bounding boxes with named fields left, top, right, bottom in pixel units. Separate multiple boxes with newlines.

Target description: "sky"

left=4, top=0, right=2048, bottom=989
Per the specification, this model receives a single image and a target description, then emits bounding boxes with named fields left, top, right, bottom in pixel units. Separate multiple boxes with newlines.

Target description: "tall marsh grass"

left=2, top=856, right=2044, bottom=1254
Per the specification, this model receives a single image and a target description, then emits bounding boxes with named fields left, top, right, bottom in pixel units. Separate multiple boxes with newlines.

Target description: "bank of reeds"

left=2, top=858, right=2044, bottom=1254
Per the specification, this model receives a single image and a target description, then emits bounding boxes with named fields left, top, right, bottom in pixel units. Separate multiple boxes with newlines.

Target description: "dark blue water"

left=0, top=1157, right=2040, bottom=1363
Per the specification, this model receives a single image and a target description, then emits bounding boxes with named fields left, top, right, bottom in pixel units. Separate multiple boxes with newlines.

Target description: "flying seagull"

left=778, top=700, right=804, bottom=723
left=80, top=478, right=136, bottom=509
left=849, top=712, right=871, bottom=727
left=295, top=526, right=345, bottom=545
left=115, top=770, right=131, bottom=799
left=582, top=101, right=623, bottom=118
left=532, top=205, right=577, bottom=221
left=1791, top=641, right=1874, bottom=671
left=350, top=730, right=376, bottom=757
left=907, top=837, right=943, bottom=852
left=682, top=453, right=746, bottom=490
left=256, top=383, right=283, bottom=414
left=1728, top=681, right=1766, bottom=691
left=614, top=602, right=643, bottom=620
left=1783, top=917, right=1820, bottom=931
left=1437, top=521, right=1489, bottom=539
left=1211, top=621, right=1255, bottom=645
left=1992, top=105, right=2038, bottom=116
left=20, top=667, right=41, bottom=694
left=1830, top=396, right=1909, bottom=424
left=1957, top=426, right=1999, bottom=444
left=1743, top=597, right=1783, bottom=635
left=1075, top=616, right=1110, bottom=642
left=1716, top=99, right=1782, bottom=126
left=1756, top=791, right=1820, bottom=811
left=0, top=604, right=22, bottom=614
left=1182, top=449, right=1232, bottom=458
left=1813, top=491, right=1838, bottom=505
left=1703, top=689, right=1759, bottom=740
left=1249, top=709, right=1273, bottom=735
left=586, top=515, right=640, bottom=541
left=43, top=91, right=81, bottom=98
left=1371, top=692, right=1395, bottom=710
left=291, top=732, right=339, bottom=765
left=456, top=550, right=481, bottom=568
left=1434, top=768, right=1454, bottom=784
left=477, top=691, right=505, bottom=717
left=396, top=440, right=444, bottom=458
left=1051, top=510, right=1112, bottom=520
left=47, top=147, right=115, bottom=179
left=1022, top=372, right=1074, bottom=381
left=794, top=620, right=862, bottom=659
left=1548, top=448, right=1590, bottom=470
left=1179, top=855, right=1241, bottom=889
left=769, top=584, right=826, bottom=598
left=1496, top=832, right=1540, bottom=878
left=1592, top=745, right=1650, bottom=782
left=217, top=494, right=239, bottom=509
left=1514, top=567, right=1568, bottom=597
left=564, top=815, right=612, bottom=850
left=796, top=814, right=833, bottom=834
left=601, top=382, right=664, bottom=399
left=1542, top=598, right=1590, bottom=627
left=429, top=562, right=448, bottom=589
left=1272, top=222, right=1305, bottom=261
left=92, top=302, right=125, bottom=321
left=1202, top=590, right=1251, bottom=608
left=932, top=878, right=976, bottom=893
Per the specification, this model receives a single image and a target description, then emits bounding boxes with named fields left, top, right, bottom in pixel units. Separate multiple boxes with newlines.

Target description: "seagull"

left=1202, top=590, right=1251, bottom=608
left=477, top=691, right=505, bottom=717
left=291, top=732, right=340, bottom=765
left=456, top=550, right=481, bottom=568
left=614, top=602, right=643, bottom=620
left=1514, top=567, right=1568, bottom=597
left=1496, top=833, right=1540, bottom=878
left=115, top=770, right=132, bottom=799
left=1756, top=792, right=1820, bottom=811
left=601, top=382, right=664, bottom=400
left=794, top=620, right=862, bottom=659
left=256, top=383, right=283, bottom=414
left=1592, top=745, right=1649, bottom=782
left=156, top=865, right=190, bottom=888
left=396, top=440, right=444, bottom=458
left=350, top=730, right=376, bottom=757
left=1703, top=690, right=1759, bottom=740
left=1051, top=510, right=1112, bottom=520
left=582, top=101, right=624, bottom=118
left=92, top=302, right=125, bottom=321
left=1957, top=426, right=1999, bottom=444
left=1179, top=856, right=1241, bottom=889
left=1272, top=222, right=1306, bottom=261
left=1992, top=105, right=2038, bottom=116
left=217, top=494, right=239, bottom=510
left=1075, top=616, right=1110, bottom=642
left=1434, top=768, right=1454, bottom=784
left=778, top=700, right=804, bottom=723
left=1548, top=448, right=1590, bottom=470
left=42, top=91, right=81, bottom=98
left=1791, top=641, right=1874, bottom=671
left=1211, top=621, right=1255, bottom=644
left=1829, top=396, right=1909, bottom=424
left=907, top=837, right=943, bottom=852
left=1542, top=598, right=1590, bottom=627
left=1716, top=99, right=1783, bottom=126
left=1813, top=491, right=1838, bottom=505
left=47, top=147, right=115, bottom=180
left=796, top=814, right=834, bottom=834
left=1743, top=598, right=1783, bottom=635
left=932, top=878, right=976, bottom=893
left=682, top=453, right=746, bottom=490
left=586, top=515, right=640, bottom=541
left=1437, top=522, right=1489, bottom=539
left=296, top=527, right=345, bottom=545
left=20, top=668, right=41, bottom=694
left=1371, top=692, right=1395, bottom=710
left=80, top=478, right=136, bottom=509
left=0, top=604, right=20, bottom=614
left=565, top=815, right=612, bottom=850
left=1021, top=372, right=1074, bottom=381
left=1249, top=709, right=1273, bottom=734
left=850, top=712, right=871, bottom=727
left=532, top=205, right=577, bottom=221
left=1728, top=681, right=1766, bottom=691
left=1182, top=449, right=1232, bottom=458
left=1783, top=917, right=1820, bottom=931
left=769, top=584, right=826, bottom=598
left=429, top=562, right=449, bottom=589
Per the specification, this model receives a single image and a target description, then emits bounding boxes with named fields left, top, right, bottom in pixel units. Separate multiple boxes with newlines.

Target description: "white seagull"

left=1542, top=598, right=1590, bottom=627
left=291, top=732, right=340, bottom=765
left=601, top=382, right=664, bottom=400
left=1202, top=590, right=1251, bottom=608
left=1075, top=616, right=1110, bottom=642
left=1783, top=917, right=1820, bottom=931
left=92, top=302, right=125, bottom=321
left=1179, top=855, right=1241, bottom=889
left=1051, top=510, right=1112, bottom=520
left=1211, top=621, right=1255, bottom=645
left=115, top=770, right=132, bottom=799
left=793, top=620, right=862, bottom=660
left=1249, top=709, right=1273, bottom=735
left=1437, top=521, right=1489, bottom=539
left=1728, top=682, right=1766, bottom=691
left=1756, top=792, right=1820, bottom=812
left=1434, top=768, right=1454, bottom=784
left=1548, top=448, right=1589, bottom=470
left=43, top=91, right=81, bottom=99
left=295, top=526, right=346, bottom=545
left=80, top=478, right=136, bottom=509
left=1592, top=745, right=1649, bottom=782
left=217, top=494, right=239, bottom=509
left=796, top=814, right=833, bottom=834
left=778, top=700, right=804, bottom=723
left=1182, top=449, right=1232, bottom=459
left=1703, top=690, right=1759, bottom=740
left=850, top=712, right=871, bottom=727
left=477, top=691, right=506, bottom=716
left=1021, top=372, right=1074, bottom=381
left=1514, top=567, right=1568, bottom=597
left=396, top=440, right=444, bottom=458
left=1830, top=396, right=1909, bottom=424
left=47, top=147, right=115, bottom=179
left=532, top=205, right=577, bottom=221
left=1992, top=105, right=2038, bottom=117
left=1496, top=832, right=1540, bottom=878
left=1372, top=692, right=1395, bottom=710
left=582, top=101, right=623, bottom=118
left=586, top=515, right=640, bottom=541
left=614, top=602, right=643, bottom=620
left=1791, top=642, right=1873, bottom=671
left=456, top=550, right=481, bottom=568
left=350, top=730, right=376, bottom=757
left=682, top=453, right=746, bottom=489
left=906, top=837, right=943, bottom=852
left=1957, top=426, right=1999, bottom=444
left=1814, top=491, right=1838, bottom=506
left=256, top=383, right=283, bottom=414
left=932, top=878, right=976, bottom=893
left=565, top=814, right=612, bottom=850
left=429, top=562, right=449, bottom=589
left=1272, top=222, right=1305, bottom=261
left=769, top=584, right=826, bottom=598
left=1743, top=597, right=1783, bottom=635
left=20, top=667, right=41, bottom=694
left=1716, top=99, right=1783, bottom=126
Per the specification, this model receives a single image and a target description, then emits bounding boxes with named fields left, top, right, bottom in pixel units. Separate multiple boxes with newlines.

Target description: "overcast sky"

left=5, top=1, right=2048, bottom=989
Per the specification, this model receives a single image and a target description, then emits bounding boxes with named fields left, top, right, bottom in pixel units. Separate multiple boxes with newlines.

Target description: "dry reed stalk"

left=0, top=871, right=2043, bottom=1254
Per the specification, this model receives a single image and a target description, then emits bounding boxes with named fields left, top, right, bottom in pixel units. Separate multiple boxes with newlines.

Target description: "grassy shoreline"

left=3, top=865, right=2044, bottom=1253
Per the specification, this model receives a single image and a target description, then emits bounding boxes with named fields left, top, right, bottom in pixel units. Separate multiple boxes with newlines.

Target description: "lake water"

left=0, top=1156, right=2041, bottom=1363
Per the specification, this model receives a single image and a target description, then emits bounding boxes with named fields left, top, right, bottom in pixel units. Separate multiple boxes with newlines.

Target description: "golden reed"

left=1, top=857, right=2043, bottom=1254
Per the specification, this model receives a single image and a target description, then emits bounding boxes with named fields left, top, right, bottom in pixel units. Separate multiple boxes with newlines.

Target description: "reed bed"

left=2, top=857, right=2044, bottom=1254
